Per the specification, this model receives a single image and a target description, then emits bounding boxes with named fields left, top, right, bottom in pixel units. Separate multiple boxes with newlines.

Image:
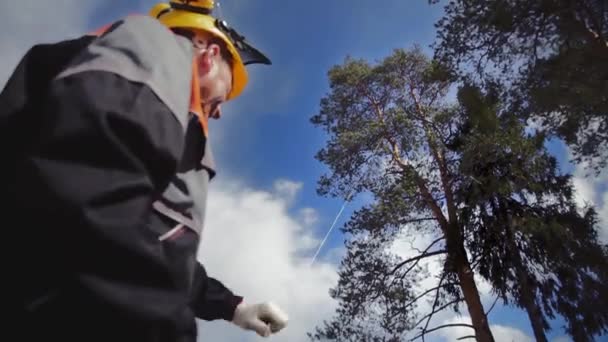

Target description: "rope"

left=216, top=0, right=224, bottom=20
left=309, top=140, right=385, bottom=266
left=309, top=195, right=351, bottom=266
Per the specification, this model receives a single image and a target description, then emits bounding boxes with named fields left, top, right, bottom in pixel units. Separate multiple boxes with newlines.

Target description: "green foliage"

left=310, top=46, right=608, bottom=341
left=433, top=0, right=608, bottom=172
left=310, top=47, right=470, bottom=341
left=455, top=84, right=608, bottom=341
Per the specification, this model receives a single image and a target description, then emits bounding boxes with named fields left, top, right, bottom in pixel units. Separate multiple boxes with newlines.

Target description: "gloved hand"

left=232, top=301, right=289, bottom=337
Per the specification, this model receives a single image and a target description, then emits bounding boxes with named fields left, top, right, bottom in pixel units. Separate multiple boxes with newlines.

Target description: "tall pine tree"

left=309, top=47, right=494, bottom=342
left=309, top=48, right=608, bottom=342
left=456, top=83, right=608, bottom=341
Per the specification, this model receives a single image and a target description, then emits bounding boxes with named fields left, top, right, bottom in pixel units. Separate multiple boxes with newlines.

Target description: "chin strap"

left=189, top=58, right=209, bottom=137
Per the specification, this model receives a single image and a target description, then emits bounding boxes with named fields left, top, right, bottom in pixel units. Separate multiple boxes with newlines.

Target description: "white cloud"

left=319, top=245, right=347, bottom=265
left=525, top=117, right=543, bottom=136
left=273, top=179, right=304, bottom=204
left=571, top=155, right=608, bottom=243
left=197, top=178, right=339, bottom=341
left=299, top=207, right=320, bottom=227
left=437, top=316, right=533, bottom=342
left=551, top=336, right=572, bottom=342
left=490, top=325, right=533, bottom=342
left=572, top=175, right=596, bottom=209
left=0, top=0, right=102, bottom=87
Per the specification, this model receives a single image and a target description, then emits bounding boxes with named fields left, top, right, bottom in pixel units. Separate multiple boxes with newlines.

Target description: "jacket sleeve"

left=191, top=262, right=244, bottom=321
left=23, top=69, right=187, bottom=318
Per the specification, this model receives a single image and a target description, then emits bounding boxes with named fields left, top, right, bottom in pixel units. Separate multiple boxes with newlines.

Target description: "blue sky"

left=183, top=0, right=446, bottom=267
left=2, top=1, right=607, bottom=341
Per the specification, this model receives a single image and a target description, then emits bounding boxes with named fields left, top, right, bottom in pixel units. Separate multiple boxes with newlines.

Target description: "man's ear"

left=207, top=43, right=221, bottom=59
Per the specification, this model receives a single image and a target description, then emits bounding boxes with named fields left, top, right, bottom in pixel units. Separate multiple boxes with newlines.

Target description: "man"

left=0, top=0, right=288, bottom=341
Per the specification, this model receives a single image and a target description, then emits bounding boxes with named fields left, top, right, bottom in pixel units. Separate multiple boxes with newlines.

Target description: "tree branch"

left=412, top=283, right=459, bottom=307
left=485, top=295, right=500, bottom=316
left=413, top=298, right=462, bottom=331
left=562, top=7, right=608, bottom=51
left=365, top=237, right=446, bottom=309
left=418, top=271, right=451, bottom=339
left=368, top=237, right=447, bottom=310
left=386, top=281, right=460, bottom=323
left=415, top=175, right=451, bottom=232
left=579, top=2, right=608, bottom=49
left=402, top=86, right=452, bottom=233
left=399, top=217, right=437, bottom=227
left=411, top=83, right=458, bottom=230
left=457, top=335, right=477, bottom=340
left=364, top=87, right=405, bottom=174
left=410, top=323, right=475, bottom=341
left=390, top=237, right=446, bottom=275
left=387, top=248, right=446, bottom=300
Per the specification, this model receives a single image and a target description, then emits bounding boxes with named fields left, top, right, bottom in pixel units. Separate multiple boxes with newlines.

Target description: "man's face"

left=197, top=42, right=233, bottom=120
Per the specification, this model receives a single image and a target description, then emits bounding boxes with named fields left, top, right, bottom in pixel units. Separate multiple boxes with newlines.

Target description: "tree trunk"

left=518, top=271, right=549, bottom=342
left=562, top=9, right=608, bottom=52
left=454, top=245, right=495, bottom=342
left=502, top=205, right=549, bottom=342
left=412, top=133, right=494, bottom=341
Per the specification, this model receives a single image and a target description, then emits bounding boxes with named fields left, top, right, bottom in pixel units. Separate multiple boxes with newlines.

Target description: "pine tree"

left=309, top=47, right=495, bottom=342
left=432, top=0, right=608, bottom=173
left=308, top=47, right=608, bottom=341
left=456, top=83, right=608, bottom=341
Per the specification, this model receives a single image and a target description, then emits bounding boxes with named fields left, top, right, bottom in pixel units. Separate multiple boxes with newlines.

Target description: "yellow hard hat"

left=150, top=0, right=271, bottom=100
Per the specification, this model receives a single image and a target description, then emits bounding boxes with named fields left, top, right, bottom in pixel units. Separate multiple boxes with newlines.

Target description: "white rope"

left=216, top=0, right=224, bottom=20
left=309, top=196, right=351, bottom=266
left=308, top=140, right=385, bottom=266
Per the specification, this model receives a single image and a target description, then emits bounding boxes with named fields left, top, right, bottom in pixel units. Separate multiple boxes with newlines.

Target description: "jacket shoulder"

left=56, top=15, right=193, bottom=128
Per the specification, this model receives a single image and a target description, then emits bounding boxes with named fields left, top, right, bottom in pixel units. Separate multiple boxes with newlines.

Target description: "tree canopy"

left=308, top=47, right=608, bottom=342
left=432, top=0, right=608, bottom=173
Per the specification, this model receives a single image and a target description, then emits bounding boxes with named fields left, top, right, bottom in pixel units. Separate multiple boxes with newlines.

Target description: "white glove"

left=232, top=301, right=289, bottom=337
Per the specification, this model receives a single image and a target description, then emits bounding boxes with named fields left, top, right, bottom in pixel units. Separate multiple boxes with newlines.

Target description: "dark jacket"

left=0, top=15, right=241, bottom=342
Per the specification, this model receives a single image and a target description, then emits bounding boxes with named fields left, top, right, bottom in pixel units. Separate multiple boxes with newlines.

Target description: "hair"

left=172, top=28, right=234, bottom=68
